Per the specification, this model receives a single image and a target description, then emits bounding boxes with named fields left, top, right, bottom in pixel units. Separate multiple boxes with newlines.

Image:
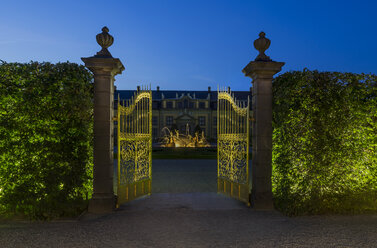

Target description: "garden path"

left=1, top=160, right=376, bottom=247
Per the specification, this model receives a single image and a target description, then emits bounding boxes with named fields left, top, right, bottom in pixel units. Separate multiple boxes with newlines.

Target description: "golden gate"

left=116, top=87, right=152, bottom=207
left=217, top=88, right=250, bottom=205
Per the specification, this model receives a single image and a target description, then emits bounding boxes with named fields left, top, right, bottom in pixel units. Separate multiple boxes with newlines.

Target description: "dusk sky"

left=1, top=0, right=376, bottom=91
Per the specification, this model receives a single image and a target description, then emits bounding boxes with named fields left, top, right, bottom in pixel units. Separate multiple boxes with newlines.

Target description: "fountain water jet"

left=160, top=125, right=210, bottom=148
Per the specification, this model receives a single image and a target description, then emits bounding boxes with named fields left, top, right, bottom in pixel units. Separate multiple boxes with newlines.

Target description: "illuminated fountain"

left=160, top=126, right=210, bottom=148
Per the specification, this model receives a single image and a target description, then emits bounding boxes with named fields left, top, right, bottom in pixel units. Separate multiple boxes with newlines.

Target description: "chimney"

left=137, top=86, right=140, bottom=92
left=157, top=86, right=160, bottom=91
left=208, top=86, right=211, bottom=92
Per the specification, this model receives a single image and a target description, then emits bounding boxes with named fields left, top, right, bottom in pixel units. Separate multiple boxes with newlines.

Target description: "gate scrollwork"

left=217, top=89, right=250, bottom=205
left=117, top=88, right=152, bottom=206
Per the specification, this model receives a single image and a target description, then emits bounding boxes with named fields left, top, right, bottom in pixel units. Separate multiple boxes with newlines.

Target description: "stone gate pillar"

left=242, top=32, right=284, bottom=209
left=82, top=27, right=125, bottom=213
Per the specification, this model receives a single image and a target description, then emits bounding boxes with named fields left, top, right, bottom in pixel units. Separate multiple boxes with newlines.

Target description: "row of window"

left=152, top=127, right=218, bottom=137
left=164, top=101, right=207, bottom=109
left=152, top=116, right=218, bottom=126
left=141, top=100, right=249, bottom=110
left=118, top=127, right=218, bottom=140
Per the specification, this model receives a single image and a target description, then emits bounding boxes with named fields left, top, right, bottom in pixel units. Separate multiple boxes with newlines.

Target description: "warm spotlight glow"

left=160, top=127, right=211, bottom=148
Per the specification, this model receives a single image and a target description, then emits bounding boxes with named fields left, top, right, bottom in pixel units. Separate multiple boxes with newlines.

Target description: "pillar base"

left=251, top=192, right=274, bottom=210
left=88, top=194, right=116, bottom=214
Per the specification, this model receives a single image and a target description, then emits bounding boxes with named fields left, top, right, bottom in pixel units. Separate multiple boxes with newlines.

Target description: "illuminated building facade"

left=115, top=86, right=251, bottom=141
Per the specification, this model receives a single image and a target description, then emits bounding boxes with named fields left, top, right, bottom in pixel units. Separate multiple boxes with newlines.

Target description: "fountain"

left=160, top=125, right=211, bottom=148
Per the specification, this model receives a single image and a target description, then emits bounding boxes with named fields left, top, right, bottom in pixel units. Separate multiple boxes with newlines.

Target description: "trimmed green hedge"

left=272, top=70, right=377, bottom=215
left=0, top=61, right=93, bottom=219
left=1, top=62, right=376, bottom=217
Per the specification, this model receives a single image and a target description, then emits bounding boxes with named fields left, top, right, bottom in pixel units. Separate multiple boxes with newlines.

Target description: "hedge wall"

left=0, top=61, right=93, bottom=219
left=272, top=70, right=377, bottom=215
left=1, top=62, right=376, bottom=218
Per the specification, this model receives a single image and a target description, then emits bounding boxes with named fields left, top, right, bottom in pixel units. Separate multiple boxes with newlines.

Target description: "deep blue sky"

left=1, top=0, right=376, bottom=91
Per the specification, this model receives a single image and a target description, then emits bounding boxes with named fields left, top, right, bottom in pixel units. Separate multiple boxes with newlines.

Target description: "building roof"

left=115, top=90, right=251, bottom=101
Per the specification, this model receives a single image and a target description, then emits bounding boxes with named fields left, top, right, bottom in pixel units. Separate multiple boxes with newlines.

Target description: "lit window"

left=199, top=116, right=206, bottom=126
left=166, top=116, right=173, bottom=126
left=211, top=101, right=217, bottom=110
left=152, top=101, right=159, bottom=109
left=153, top=128, right=158, bottom=137
left=152, top=116, right=158, bottom=126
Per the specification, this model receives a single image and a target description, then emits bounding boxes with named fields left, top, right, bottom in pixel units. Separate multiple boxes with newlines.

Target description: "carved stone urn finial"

left=254, top=31, right=271, bottom=61
left=95, top=26, right=114, bottom=58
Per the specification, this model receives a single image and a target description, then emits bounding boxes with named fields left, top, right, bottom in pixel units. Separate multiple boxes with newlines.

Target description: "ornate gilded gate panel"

left=217, top=89, right=250, bottom=205
left=116, top=87, right=152, bottom=207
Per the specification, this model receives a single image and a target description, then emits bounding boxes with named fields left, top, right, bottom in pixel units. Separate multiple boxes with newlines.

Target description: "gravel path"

left=151, top=159, right=218, bottom=193
left=1, top=160, right=376, bottom=247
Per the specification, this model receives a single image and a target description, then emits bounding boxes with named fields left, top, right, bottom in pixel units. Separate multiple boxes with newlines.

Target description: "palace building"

left=115, top=86, right=252, bottom=141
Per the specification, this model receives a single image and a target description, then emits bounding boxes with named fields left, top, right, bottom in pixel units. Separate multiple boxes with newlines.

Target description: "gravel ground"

left=151, top=159, right=218, bottom=193
left=1, top=159, right=376, bottom=248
